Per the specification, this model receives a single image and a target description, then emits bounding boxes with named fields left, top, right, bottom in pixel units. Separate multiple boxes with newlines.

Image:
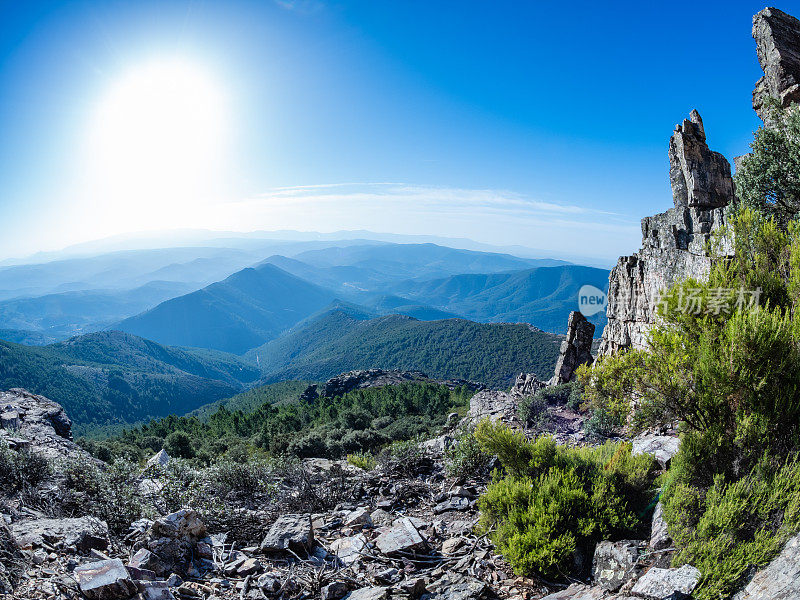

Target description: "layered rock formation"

left=598, top=111, right=734, bottom=355
left=752, top=7, right=800, bottom=119
left=551, top=311, right=594, bottom=384
left=0, top=388, right=90, bottom=460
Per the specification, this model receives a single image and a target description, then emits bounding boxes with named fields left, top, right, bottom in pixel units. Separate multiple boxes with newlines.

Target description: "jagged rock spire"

left=753, top=7, right=800, bottom=119
left=668, top=110, right=734, bottom=210
left=551, top=311, right=594, bottom=385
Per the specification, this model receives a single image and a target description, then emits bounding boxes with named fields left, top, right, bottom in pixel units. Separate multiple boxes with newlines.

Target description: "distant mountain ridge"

left=0, top=330, right=260, bottom=425
left=246, top=306, right=562, bottom=388
left=117, top=264, right=336, bottom=354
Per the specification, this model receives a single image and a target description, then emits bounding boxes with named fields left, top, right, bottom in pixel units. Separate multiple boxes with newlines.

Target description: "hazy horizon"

left=1, top=1, right=768, bottom=261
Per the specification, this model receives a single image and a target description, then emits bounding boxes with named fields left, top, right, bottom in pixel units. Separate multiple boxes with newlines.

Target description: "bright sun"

left=86, top=59, right=228, bottom=223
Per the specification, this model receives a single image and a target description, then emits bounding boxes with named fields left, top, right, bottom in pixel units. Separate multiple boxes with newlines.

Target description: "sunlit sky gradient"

left=0, top=0, right=773, bottom=262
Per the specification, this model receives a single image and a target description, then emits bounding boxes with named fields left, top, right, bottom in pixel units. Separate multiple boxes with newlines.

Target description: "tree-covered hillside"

left=246, top=308, right=562, bottom=388
left=0, top=331, right=260, bottom=426
left=390, top=264, right=610, bottom=334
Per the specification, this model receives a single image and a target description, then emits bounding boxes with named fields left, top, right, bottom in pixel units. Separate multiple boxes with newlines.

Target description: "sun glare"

left=86, top=58, right=228, bottom=224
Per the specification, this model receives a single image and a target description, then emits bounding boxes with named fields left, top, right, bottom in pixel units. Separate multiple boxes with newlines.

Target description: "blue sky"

left=0, top=0, right=776, bottom=262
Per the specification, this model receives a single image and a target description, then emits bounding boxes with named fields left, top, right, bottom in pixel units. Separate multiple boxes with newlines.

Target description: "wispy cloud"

left=204, top=183, right=640, bottom=261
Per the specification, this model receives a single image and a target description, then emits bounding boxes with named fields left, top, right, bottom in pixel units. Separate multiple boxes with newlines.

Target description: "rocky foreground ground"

left=0, top=382, right=741, bottom=600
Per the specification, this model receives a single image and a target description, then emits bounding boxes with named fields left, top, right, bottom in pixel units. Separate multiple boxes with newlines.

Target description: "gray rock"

left=426, top=574, right=489, bottom=599
left=322, top=582, right=351, bottom=600
left=10, top=516, right=109, bottom=551
left=510, top=373, right=546, bottom=399
left=369, top=508, right=393, bottom=527
left=733, top=532, right=800, bottom=599
left=599, top=112, right=733, bottom=357
left=540, top=584, right=606, bottom=600
left=343, top=587, right=390, bottom=600
left=462, top=390, right=519, bottom=428
left=135, top=580, right=175, bottom=600
left=630, top=564, right=701, bottom=599
left=752, top=8, right=800, bottom=119
left=632, top=434, right=680, bottom=468
left=668, top=110, right=734, bottom=210
left=0, top=389, right=94, bottom=461
left=128, top=548, right=166, bottom=575
left=146, top=449, right=170, bottom=469
left=592, top=540, right=642, bottom=592
left=149, top=509, right=206, bottom=540
left=260, top=514, right=314, bottom=553
left=343, top=507, right=372, bottom=528
left=434, top=496, right=470, bottom=514
left=551, top=311, right=595, bottom=385
left=375, top=517, right=426, bottom=555
left=73, top=558, right=137, bottom=600
left=330, top=533, right=366, bottom=566
left=649, top=501, right=671, bottom=551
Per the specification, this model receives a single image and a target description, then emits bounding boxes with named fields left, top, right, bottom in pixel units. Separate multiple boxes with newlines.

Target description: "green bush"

left=445, top=428, right=492, bottom=482
left=582, top=207, right=800, bottom=598
left=164, top=431, right=195, bottom=459
left=347, top=452, right=376, bottom=471
left=0, top=444, right=51, bottom=494
left=475, top=421, right=658, bottom=579
left=735, top=102, right=800, bottom=225
left=58, top=457, right=147, bottom=534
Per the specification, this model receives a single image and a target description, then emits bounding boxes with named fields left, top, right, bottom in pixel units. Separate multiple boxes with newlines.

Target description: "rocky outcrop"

left=0, top=388, right=91, bottom=461
left=551, top=311, right=594, bottom=384
left=668, top=110, right=734, bottom=209
left=752, top=7, right=800, bottom=119
left=733, top=531, right=800, bottom=599
left=509, top=372, right=546, bottom=399
left=300, top=370, right=485, bottom=401
left=599, top=111, right=733, bottom=355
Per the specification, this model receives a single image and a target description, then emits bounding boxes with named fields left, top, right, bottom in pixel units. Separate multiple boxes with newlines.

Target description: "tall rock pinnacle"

left=752, top=7, right=800, bottom=119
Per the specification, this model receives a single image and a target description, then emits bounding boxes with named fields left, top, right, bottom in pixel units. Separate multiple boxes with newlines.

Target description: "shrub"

left=0, top=444, right=51, bottom=494
left=377, top=439, right=431, bottom=477
left=210, top=459, right=276, bottom=499
left=164, top=431, right=195, bottom=459
left=518, top=395, right=550, bottom=431
left=58, top=456, right=147, bottom=534
left=582, top=207, right=800, bottom=597
left=347, top=452, right=376, bottom=471
left=476, top=421, right=658, bottom=579
left=735, top=102, right=800, bottom=225
left=445, top=428, right=492, bottom=482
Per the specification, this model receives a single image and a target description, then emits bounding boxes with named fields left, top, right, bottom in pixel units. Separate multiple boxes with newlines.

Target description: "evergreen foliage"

left=475, top=421, right=658, bottom=579
left=583, top=207, right=800, bottom=598
left=735, top=103, right=800, bottom=225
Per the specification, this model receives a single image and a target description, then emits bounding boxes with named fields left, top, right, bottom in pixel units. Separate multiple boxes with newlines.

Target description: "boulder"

left=343, top=507, right=372, bottom=528
left=752, top=7, right=800, bottom=119
left=322, top=582, right=351, bottom=600
left=540, top=585, right=606, bottom=600
left=425, top=574, right=489, bottom=599
left=149, top=509, right=206, bottom=540
left=10, top=516, right=109, bottom=551
left=375, top=517, right=426, bottom=555
left=343, top=587, right=390, bottom=600
left=260, top=514, right=314, bottom=553
left=146, top=449, right=170, bottom=469
left=330, top=533, right=366, bottom=566
left=135, top=580, right=176, bottom=600
left=733, top=532, right=800, bottom=599
left=462, top=390, right=519, bottom=428
left=649, top=502, right=671, bottom=551
left=592, top=540, right=642, bottom=592
left=631, top=434, right=680, bottom=468
left=510, top=373, right=546, bottom=399
left=73, top=558, right=137, bottom=600
left=551, top=311, right=595, bottom=385
left=0, top=389, right=93, bottom=461
left=630, top=564, right=700, bottom=599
